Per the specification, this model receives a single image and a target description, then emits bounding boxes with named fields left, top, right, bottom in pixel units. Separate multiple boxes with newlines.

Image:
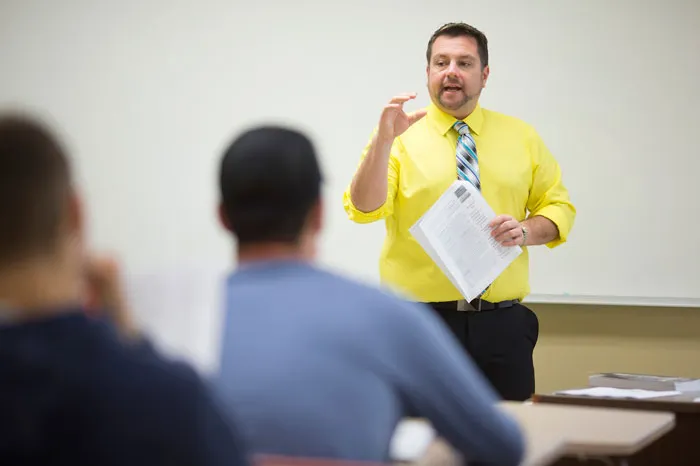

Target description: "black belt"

left=426, top=298, right=519, bottom=312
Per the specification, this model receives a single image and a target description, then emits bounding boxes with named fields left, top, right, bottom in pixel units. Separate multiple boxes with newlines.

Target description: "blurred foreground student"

left=214, top=126, right=525, bottom=465
left=0, top=113, right=248, bottom=466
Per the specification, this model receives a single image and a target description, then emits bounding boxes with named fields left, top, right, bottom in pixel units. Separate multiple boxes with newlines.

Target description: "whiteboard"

left=0, top=0, right=698, bottom=309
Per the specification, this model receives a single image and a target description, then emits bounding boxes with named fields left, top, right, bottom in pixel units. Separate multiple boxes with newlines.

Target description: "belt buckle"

left=457, top=299, right=480, bottom=312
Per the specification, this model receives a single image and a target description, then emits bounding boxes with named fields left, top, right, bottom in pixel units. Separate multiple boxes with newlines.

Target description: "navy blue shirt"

left=0, top=310, right=248, bottom=466
left=215, top=260, right=524, bottom=465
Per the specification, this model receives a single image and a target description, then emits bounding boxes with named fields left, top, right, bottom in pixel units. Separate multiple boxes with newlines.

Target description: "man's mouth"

left=442, top=85, right=462, bottom=92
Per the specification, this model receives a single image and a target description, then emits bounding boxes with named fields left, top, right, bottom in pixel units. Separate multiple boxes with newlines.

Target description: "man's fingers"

left=488, top=214, right=510, bottom=228
left=86, top=256, right=119, bottom=286
left=83, top=254, right=123, bottom=306
left=496, top=233, right=519, bottom=246
left=494, top=232, right=511, bottom=243
left=408, top=109, right=428, bottom=125
left=491, top=219, right=516, bottom=237
left=381, top=103, right=402, bottom=117
left=492, top=222, right=521, bottom=242
left=495, top=226, right=522, bottom=246
left=389, top=93, right=417, bottom=105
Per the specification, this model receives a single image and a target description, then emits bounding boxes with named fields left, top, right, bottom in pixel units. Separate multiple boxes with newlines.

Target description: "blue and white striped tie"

left=454, top=121, right=480, bottom=191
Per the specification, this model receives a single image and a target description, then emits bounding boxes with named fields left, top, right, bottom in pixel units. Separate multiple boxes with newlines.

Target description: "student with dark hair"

left=214, top=125, right=525, bottom=465
left=0, top=112, right=249, bottom=466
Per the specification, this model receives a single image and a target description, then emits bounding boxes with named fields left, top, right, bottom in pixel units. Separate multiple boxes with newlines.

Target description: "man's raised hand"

left=377, top=93, right=428, bottom=142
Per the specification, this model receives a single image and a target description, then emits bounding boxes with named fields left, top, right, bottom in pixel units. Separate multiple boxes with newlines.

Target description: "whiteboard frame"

left=524, top=294, right=700, bottom=308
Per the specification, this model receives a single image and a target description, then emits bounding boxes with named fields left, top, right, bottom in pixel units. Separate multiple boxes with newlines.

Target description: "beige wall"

left=531, top=303, right=700, bottom=394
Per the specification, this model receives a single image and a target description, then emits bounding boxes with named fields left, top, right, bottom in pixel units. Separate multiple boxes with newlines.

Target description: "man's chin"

left=438, top=96, right=470, bottom=110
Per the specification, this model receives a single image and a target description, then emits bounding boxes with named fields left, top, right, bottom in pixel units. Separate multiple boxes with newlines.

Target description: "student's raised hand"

left=84, top=254, right=139, bottom=339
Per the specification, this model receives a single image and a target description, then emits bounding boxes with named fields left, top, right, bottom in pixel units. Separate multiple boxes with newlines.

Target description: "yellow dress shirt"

left=343, top=101, right=576, bottom=303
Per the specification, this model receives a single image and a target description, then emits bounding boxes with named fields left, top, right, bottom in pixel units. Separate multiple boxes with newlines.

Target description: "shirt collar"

left=428, top=101, right=484, bottom=136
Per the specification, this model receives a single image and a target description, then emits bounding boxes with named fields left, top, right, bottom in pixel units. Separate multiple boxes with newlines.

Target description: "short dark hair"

left=0, top=113, right=73, bottom=265
left=426, top=22, right=489, bottom=68
left=219, top=126, right=323, bottom=245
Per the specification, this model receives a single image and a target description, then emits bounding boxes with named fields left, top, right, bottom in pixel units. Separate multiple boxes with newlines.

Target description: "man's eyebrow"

left=433, top=53, right=477, bottom=61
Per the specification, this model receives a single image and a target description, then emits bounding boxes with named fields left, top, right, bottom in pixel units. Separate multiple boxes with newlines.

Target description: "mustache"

left=440, top=81, right=463, bottom=88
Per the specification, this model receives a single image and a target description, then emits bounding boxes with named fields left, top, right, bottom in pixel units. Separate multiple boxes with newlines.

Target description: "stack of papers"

left=409, top=180, right=522, bottom=302
left=555, top=386, right=681, bottom=399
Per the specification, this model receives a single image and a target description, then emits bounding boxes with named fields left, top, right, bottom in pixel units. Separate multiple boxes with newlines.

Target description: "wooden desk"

left=397, top=400, right=674, bottom=466
left=414, top=435, right=566, bottom=466
left=533, top=391, right=700, bottom=465
left=500, top=401, right=675, bottom=459
left=394, top=419, right=566, bottom=466
left=395, top=416, right=566, bottom=466
left=516, top=426, right=567, bottom=466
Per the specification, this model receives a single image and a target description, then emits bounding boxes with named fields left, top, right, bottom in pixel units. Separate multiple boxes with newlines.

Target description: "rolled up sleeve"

left=526, top=128, right=576, bottom=248
left=342, top=130, right=401, bottom=224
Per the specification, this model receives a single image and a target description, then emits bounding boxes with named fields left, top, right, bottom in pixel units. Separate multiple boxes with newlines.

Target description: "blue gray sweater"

left=215, top=260, right=525, bottom=465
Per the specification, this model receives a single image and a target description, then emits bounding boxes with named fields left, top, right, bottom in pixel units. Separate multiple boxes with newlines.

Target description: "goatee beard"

left=438, top=91, right=474, bottom=109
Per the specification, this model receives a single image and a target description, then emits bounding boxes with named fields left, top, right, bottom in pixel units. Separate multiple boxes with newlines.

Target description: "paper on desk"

left=390, top=419, right=435, bottom=461
left=124, top=264, right=229, bottom=375
left=409, top=180, right=522, bottom=302
left=555, top=387, right=681, bottom=399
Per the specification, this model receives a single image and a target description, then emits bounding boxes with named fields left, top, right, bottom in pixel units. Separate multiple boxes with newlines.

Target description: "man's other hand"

left=488, top=215, right=524, bottom=247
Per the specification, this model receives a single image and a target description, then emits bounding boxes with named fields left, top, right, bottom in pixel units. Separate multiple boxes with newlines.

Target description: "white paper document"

left=555, top=387, right=681, bottom=400
left=409, top=180, right=522, bottom=302
left=390, top=419, right=435, bottom=461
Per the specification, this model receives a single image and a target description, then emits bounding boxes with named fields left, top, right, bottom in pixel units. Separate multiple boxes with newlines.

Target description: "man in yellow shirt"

left=343, top=22, right=576, bottom=401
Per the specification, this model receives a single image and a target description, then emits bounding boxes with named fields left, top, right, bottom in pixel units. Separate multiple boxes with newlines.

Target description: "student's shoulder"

left=97, top=337, right=211, bottom=412
left=318, top=267, right=434, bottom=319
left=93, top=338, right=246, bottom=462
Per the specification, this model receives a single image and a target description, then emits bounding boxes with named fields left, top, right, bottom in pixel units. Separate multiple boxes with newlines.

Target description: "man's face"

left=427, top=35, right=489, bottom=117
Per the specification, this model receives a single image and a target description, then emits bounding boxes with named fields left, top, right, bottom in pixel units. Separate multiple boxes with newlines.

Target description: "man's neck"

left=450, top=101, right=478, bottom=121
left=0, top=257, right=82, bottom=320
left=237, top=242, right=313, bottom=266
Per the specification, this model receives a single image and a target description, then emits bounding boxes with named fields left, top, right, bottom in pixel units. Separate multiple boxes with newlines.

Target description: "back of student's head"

left=0, top=113, right=76, bottom=268
left=218, top=126, right=324, bottom=251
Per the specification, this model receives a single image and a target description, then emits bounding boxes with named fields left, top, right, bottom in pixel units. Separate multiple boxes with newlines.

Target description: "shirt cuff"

left=530, top=204, right=574, bottom=248
left=342, top=189, right=392, bottom=223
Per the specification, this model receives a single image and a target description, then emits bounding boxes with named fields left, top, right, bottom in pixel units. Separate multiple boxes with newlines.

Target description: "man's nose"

left=446, top=61, right=459, bottom=76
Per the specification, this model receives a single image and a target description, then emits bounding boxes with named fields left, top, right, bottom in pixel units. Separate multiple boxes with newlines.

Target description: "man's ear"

left=481, top=64, right=490, bottom=88
left=308, top=198, right=324, bottom=234
left=218, top=203, right=232, bottom=232
left=66, top=188, right=84, bottom=237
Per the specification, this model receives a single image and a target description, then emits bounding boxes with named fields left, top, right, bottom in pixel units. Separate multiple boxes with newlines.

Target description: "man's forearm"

left=402, top=310, right=526, bottom=465
left=522, top=215, right=559, bottom=246
left=349, top=134, right=394, bottom=213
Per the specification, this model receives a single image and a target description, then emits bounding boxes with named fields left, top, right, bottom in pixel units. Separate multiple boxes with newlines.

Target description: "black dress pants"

left=428, top=302, right=539, bottom=401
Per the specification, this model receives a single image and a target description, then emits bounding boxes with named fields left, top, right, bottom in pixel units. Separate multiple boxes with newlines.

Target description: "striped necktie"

left=454, top=121, right=480, bottom=191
